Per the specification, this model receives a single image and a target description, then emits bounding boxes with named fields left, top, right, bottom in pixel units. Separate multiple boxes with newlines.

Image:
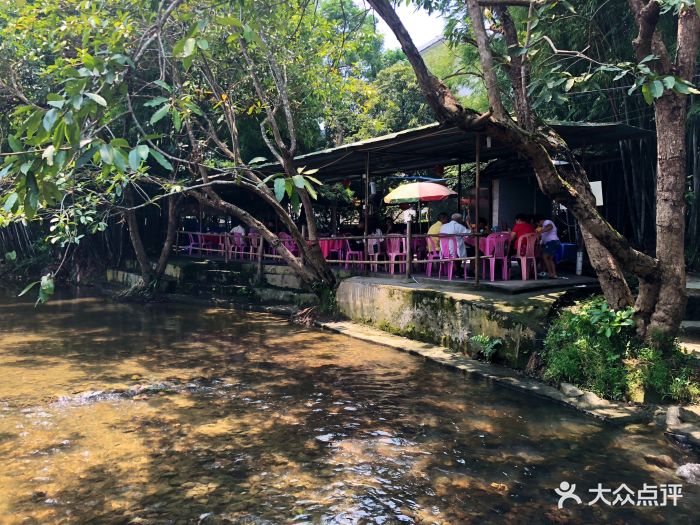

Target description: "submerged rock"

left=643, top=454, right=675, bottom=469
left=676, top=463, right=700, bottom=484
left=679, top=405, right=700, bottom=425
left=579, top=392, right=610, bottom=408
left=666, top=406, right=682, bottom=427
left=559, top=383, right=584, bottom=398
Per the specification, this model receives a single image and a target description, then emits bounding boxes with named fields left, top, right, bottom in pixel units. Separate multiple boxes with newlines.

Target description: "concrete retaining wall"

left=336, top=277, right=554, bottom=369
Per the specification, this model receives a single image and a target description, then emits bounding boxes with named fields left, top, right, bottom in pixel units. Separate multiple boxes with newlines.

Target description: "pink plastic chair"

left=386, top=235, right=406, bottom=274
left=344, top=239, right=364, bottom=270
left=248, top=233, right=261, bottom=260
left=278, top=232, right=299, bottom=256
left=198, top=233, right=225, bottom=257
left=327, top=239, right=344, bottom=264
left=438, top=236, right=459, bottom=280
left=367, top=237, right=382, bottom=272
left=425, top=236, right=440, bottom=277
left=482, top=233, right=511, bottom=281
left=225, top=233, right=246, bottom=261
left=516, top=233, right=539, bottom=280
left=184, top=232, right=202, bottom=255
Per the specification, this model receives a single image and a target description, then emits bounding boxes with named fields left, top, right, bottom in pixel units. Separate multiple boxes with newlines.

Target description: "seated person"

left=472, top=217, right=491, bottom=235
left=428, top=213, right=450, bottom=251
left=510, top=213, right=535, bottom=255
left=536, top=216, right=561, bottom=278
left=439, top=213, right=471, bottom=260
left=230, top=223, right=246, bottom=236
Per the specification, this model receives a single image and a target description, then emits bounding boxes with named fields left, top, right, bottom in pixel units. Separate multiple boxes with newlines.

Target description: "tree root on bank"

left=291, top=306, right=319, bottom=326
left=115, top=280, right=166, bottom=303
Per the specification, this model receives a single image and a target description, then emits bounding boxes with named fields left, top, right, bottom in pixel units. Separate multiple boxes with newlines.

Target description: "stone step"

left=204, top=269, right=248, bottom=285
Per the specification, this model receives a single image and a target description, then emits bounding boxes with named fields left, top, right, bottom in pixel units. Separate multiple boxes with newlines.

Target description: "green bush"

left=542, top=296, right=700, bottom=403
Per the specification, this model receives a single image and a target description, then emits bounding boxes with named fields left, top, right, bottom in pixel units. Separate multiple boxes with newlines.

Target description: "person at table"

left=230, top=223, right=246, bottom=236
left=428, top=212, right=450, bottom=251
left=471, top=217, right=491, bottom=235
left=536, top=215, right=561, bottom=279
left=439, top=213, right=471, bottom=260
left=510, top=213, right=535, bottom=254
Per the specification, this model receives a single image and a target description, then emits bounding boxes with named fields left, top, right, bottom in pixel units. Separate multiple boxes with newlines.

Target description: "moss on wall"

left=336, top=278, right=544, bottom=369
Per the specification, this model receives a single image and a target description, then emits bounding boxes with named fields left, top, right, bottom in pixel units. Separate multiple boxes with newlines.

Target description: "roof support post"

left=364, top=152, right=370, bottom=273
left=474, top=135, right=481, bottom=286
left=457, top=162, right=462, bottom=213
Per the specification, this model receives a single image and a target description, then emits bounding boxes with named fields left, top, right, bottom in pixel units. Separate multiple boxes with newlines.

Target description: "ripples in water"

left=0, top=292, right=697, bottom=524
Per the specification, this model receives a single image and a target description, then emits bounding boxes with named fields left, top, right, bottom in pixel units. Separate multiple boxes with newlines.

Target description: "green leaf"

left=136, top=145, right=149, bottom=159
left=181, top=37, right=196, bottom=58
left=662, top=76, right=676, bottom=90
left=216, top=15, right=242, bottom=27
left=292, top=174, right=305, bottom=188
left=144, top=96, right=170, bottom=107
left=650, top=80, right=664, bottom=98
left=303, top=178, right=317, bottom=200
left=171, top=109, right=182, bottom=131
left=285, top=178, right=293, bottom=198
left=3, top=192, right=18, bottom=212
left=110, top=138, right=129, bottom=148
left=18, top=280, right=39, bottom=297
left=641, top=84, right=654, bottom=105
left=274, top=178, right=286, bottom=201
left=85, top=92, right=107, bottom=107
left=153, top=80, right=172, bottom=93
left=0, top=163, right=13, bottom=179
left=197, top=38, right=209, bottom=50
left=249, top=156, right=267, bottom=164
left=150, top=105, right=170, bottom=125
left=150, top=149, right=173, bottom=171
left=113, top=148, right=127, bottom=172
left=304, top=175, right=322, bottom=185
left=38, top=274, right=54, bottom=304
left=564, top=78, right=575, bottom=92
left=43, top=108, right=58, bottom=131
left=128, top=148, right=142, bottom=171
left=100, top=144, right=114, bottom=165
left=696, top=0, right=700, bottom=17
left=674, top=80, right=691, bottom=94
left=8, top=135, right=21, bottom=152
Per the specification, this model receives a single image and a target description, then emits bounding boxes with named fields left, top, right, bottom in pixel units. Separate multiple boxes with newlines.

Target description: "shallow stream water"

left=0, top=292, right=698, bottom=524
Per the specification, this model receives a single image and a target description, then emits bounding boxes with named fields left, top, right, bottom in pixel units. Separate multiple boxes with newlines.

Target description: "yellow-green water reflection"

left=0, top=292, right=698, bottom=524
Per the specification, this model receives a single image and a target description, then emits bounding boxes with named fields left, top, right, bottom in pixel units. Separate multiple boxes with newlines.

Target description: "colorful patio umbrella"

left=383, top=182, right=456, bottom=204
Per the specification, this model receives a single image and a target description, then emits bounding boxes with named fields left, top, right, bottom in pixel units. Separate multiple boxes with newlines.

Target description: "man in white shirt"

left=230, top=224, right=246, bottom=235
left=439, top=213, right=470, bottom=258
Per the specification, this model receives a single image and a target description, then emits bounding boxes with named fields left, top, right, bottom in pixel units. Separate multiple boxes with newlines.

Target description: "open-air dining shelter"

left=181, top=120, right=652, bottom=286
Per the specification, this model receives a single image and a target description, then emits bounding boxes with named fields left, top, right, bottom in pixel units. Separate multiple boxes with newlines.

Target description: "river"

left=0, top=292, right=697, bottom=524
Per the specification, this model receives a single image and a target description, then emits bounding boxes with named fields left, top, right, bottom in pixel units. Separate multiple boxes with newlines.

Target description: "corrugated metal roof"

left=258, top=121, right=652, bottom=181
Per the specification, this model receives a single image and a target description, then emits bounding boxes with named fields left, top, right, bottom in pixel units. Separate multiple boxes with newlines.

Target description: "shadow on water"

left=0, top=290, right=698, bottom=524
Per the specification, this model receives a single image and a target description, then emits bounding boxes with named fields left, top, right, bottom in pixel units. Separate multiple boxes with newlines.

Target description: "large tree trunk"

left=154, top=194, right=181, bottom=280
left=647, top=95, right=688, bottom=340
left=580, top=226, right=634, bottom=309
left=124, top=186, right=152, bottom=286
left=365, top=0, right=700, bottom=339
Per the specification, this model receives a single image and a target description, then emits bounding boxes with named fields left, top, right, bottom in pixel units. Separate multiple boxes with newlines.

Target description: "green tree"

left=0, top=0, right=389, bottom=297
left=369, top=0, right=700, bottom=345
